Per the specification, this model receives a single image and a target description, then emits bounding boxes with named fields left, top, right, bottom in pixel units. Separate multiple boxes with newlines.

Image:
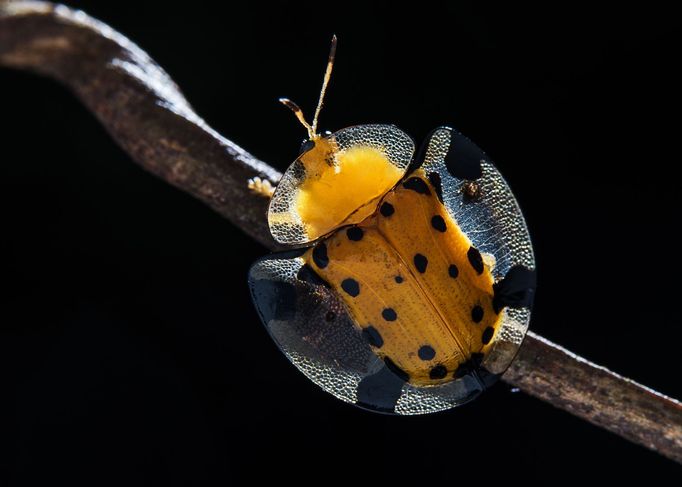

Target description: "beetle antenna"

left=311, top=34, right=337, bottom=136
left=279, top=97, right=314, bottom=139
left=279, top=35, right=337, bottom=140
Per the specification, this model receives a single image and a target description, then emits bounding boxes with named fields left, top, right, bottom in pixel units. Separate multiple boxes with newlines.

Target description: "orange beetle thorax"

left=293, top=137, right=404, bottom=241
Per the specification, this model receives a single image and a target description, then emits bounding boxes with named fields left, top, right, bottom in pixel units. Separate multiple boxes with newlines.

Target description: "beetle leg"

left=248, top=177, right=276, bottom=198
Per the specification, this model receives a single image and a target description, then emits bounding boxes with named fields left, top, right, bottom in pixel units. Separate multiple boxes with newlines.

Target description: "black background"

left=1, top=1, right=680, bottom=484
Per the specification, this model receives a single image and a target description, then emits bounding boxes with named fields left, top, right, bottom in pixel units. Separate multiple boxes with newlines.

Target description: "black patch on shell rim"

left=444, top=131, right=484, bottom=180
left=383, top=357, right=410, bottom=382
left=493, top=265, right=537, bottom=314
left=249, top=278, right=297, bottom=323
left=409, top=126, right=442, bottom=173
left=299, top=139, right=315, bottom=155
left=356, top=360, right=407, bottom=414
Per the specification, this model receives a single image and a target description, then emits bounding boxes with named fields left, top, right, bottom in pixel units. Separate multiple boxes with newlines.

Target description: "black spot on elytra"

left=444, top=131, right=484, bottom=180
left=356, top=362, right=405, bottom=413
left=325, top=311, right=336, bottom=322
left=382, top=308, right=397, bottom=321
left=394, top=275, right=404, bottom=283
left=471, top=305, right=484, bottom=323
left=493, top=266, right=537, bottom=314
left=448, top=264, right=459, bottom=278
left=403, top=177, right=431, bottom=195
left=428, top=172, right=444, bottom=202
left=341, top=278, right=360, bottom=297
left=431, top=215, right=446, bottom=232
left=384, top=357, right=410, bottom=382
left=414, top=254, right=428, bottom=273
left=418, top=345, right=436, bottom=361
left=346, top=226, right=364, bottom=241
left=429, top=365, right=448, bottom=380
left=467, top=247, right=484, bottom=275
left=296, top=264, right=329, bottom=288
left=380, top=202, right=395, bottom=217
left=362, top=326, right=384, bottom=348
left=312, top=242, right=329, bottom=269
left=482, top=326, right=494, bottom=344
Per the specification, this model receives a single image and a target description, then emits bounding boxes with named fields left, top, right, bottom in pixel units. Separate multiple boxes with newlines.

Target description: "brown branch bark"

left=0, top=0, right=281, bottom=250
left=2, top=1, right=681, bottom=463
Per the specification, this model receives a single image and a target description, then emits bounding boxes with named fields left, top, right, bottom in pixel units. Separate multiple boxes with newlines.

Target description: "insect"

left=248, top=37, right=536, bottom=415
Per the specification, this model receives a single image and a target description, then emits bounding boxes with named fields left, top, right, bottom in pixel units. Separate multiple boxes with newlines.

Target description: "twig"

left=2, top=1, right=681, bottom=463
left=0, top=0, right=281, bottom=250
left=508, top=332, right=682, bottom=462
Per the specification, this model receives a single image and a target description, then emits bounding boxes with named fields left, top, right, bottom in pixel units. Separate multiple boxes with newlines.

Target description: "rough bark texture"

left=2, top=1, right=681, bottom=463
left=508, top=332, right=682, bottom=463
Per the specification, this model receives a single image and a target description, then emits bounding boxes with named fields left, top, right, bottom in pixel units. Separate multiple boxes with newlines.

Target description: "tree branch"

left=0, top=0, right=281, bottom=249
left=2, top=1, right=681, bottom=463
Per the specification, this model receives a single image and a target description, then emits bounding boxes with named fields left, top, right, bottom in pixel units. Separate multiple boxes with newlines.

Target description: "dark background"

left=1, top=0, right=680, bottom=484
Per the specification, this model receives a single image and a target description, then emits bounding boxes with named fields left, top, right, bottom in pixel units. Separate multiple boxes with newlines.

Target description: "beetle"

left=248, top=37, right=536, bottom=415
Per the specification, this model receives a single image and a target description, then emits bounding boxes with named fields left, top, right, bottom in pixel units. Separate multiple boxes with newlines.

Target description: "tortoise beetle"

left=248, top=37, right=536, bottom=415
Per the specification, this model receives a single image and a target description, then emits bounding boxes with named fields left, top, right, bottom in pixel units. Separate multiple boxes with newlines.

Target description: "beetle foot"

left=248, top=177, right=275, bottom=198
